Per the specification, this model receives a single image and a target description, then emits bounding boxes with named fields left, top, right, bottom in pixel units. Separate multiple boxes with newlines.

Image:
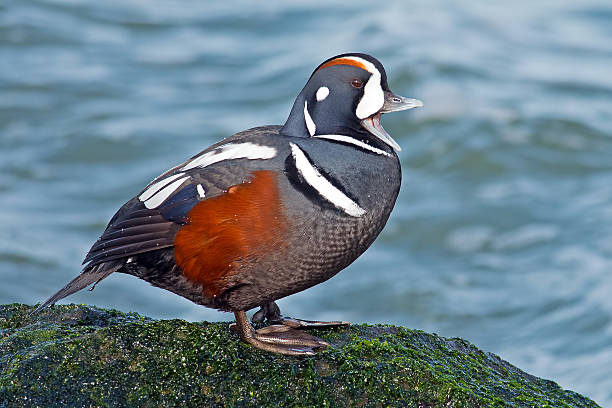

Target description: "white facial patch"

left=337, top=56, right=384, bottom=119
left=316, top=86, right=329, bottom=102
left=181, top=142, right=277, bottom=171
left=303, top=101, right=316, bottom=136
left=356, top=71, right=384, bottom=119
left=289, top=143, right=365, bottom=217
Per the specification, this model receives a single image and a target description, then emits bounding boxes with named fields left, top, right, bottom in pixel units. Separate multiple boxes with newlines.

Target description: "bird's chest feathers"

left=289, top=140, right=400, bottom=214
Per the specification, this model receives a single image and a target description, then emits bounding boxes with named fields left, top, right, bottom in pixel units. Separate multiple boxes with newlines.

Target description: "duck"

left=34, top=53, right=423, bottom=355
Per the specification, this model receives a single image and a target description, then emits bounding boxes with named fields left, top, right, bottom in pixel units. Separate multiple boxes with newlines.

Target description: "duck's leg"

left=232, top=311, right=329, bottom=355
left=250, top=301, right=282, bottom=323
left=251, top=301, right=351, bottom=329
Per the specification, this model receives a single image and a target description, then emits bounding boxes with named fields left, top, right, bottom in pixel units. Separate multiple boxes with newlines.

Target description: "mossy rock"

left=0, top=303, right=600, bottom=408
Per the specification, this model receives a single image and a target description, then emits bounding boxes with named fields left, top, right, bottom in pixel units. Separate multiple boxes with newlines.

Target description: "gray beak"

left=360, top=91, right=423, bottom=152
left=381, top=91, right=424, bottom=113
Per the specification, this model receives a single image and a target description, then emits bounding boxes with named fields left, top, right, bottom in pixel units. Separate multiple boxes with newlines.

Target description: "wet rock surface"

left=0, top=304, right=601, bottom=407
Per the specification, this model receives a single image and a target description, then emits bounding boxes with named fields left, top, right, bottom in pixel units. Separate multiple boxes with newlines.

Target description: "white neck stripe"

left=303, top=101, right=316, bottom=136
left=289, top=143, right=366, bottom=217
left=313, top=134, right=392, bottom=157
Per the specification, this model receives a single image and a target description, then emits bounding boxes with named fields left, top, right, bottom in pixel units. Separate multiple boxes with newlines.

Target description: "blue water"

left=1, top=0, right=611, bottom=404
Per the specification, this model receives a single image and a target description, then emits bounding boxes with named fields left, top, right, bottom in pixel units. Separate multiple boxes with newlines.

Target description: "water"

left=1, top=0, right=611, bottom=404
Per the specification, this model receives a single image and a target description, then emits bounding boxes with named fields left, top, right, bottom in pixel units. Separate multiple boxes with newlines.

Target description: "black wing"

left=82, top=183, right=199, bottom=267
left=83, top=168, right=258, bottom=267
left=82, top=126, right=284, bottom=268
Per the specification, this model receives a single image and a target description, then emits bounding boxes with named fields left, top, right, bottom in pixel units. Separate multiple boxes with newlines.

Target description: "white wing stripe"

left=143, top=176, right=190, bottom=209
left=313, top=134, right=392, bottom=157
left=139, top=142, right=276, bottom=208
left=196, top=184, right=206, bottom=198
left=181, top=142, right=277, bottom=171
left=289, top=143, right=365, bottom=217
left=139, top=173, right=185, bottom=202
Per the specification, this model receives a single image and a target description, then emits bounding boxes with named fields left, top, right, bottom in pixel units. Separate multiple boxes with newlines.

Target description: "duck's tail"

left=31, top=260, right=122, bottom=314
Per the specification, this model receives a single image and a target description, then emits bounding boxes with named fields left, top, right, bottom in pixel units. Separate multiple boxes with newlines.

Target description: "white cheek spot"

left=289, top=143, right=365, bottom=217
left=316, top=86, right=329, bottom=102
left=303, top=101, right=316, bottom=136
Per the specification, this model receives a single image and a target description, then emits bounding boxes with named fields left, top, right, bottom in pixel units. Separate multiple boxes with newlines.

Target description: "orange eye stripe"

left=316, top=58, right=370, bottom=73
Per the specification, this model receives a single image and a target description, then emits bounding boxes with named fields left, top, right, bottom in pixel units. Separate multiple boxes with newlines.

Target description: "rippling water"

left=1, top=0, right=611, bottom=404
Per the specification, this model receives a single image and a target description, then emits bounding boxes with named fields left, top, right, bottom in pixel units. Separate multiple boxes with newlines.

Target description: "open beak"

left=360, top=91, right=423, bottom=152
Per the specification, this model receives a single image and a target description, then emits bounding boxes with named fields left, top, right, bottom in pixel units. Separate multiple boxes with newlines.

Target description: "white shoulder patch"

left=289, top=142, right=365, bottom=217
left=181, top=142, right=277, bottom=171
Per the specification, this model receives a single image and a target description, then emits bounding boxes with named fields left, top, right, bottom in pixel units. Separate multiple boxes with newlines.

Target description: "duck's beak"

left=360, top=91, right=423, bottom=152
left=381, top=91, right=424, bottom=114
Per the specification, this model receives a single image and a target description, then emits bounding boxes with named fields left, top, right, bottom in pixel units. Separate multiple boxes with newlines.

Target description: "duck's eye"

left=351, top=78, right=364, bottom=88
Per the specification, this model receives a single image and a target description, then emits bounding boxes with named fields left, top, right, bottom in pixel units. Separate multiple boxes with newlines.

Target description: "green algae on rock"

left=0, top=304, right=601, bottom=408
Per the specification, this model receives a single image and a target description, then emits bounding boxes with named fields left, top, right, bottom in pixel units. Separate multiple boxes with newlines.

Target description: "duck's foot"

left=251, top=301, right=351, bottom=329
left=232, top=311, right=328, bottom=355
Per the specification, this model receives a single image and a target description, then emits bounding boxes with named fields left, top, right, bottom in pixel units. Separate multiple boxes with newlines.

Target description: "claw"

left=280, top=317, right=350, bottom=329
left=251, top=301, right=351, bottom=328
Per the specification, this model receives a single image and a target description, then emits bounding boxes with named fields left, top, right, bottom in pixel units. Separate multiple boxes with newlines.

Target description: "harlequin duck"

left=34, top=53, right=423, bottom=355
